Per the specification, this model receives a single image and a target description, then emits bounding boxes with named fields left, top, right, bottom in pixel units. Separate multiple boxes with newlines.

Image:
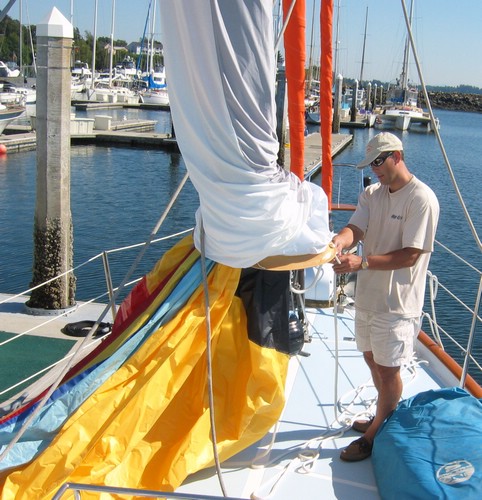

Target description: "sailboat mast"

left=91, top=0, right=98, bottom=89
left=333, top=0, right=341, bottom=79
left=320, top=0, right=334, bottom=209
left=400, top=0, right=414, bottom=89
left=149, top=0, right=157, bottom=73
left=358, top=6, right=368, bottom=85
left=109, top=0, right=115, bottom=87
left=25, top=0, right=36, bottom=75
left=18, top=0, right=22, bottom=76
left=306, top=0, right=316, bottom=96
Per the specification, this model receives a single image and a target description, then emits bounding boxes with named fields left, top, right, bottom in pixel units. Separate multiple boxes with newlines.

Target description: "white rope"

left=250, top=421, right=282, bottom=469
left=426, top=271, right=443, bottom=347
left=289, top=265, right=326, bottom=294
left=199, top=218, right=228, bottom=498
left=249, top=426, right=345, bottom=500
left=332, top=282, right=342, bottom=423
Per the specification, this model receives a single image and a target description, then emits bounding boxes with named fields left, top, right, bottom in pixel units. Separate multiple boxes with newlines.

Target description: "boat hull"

left=140, top=89, right=170, bottom=106
left=0, top=105, right=25, bottom=134
left=375, top=107, right=437, bottom=131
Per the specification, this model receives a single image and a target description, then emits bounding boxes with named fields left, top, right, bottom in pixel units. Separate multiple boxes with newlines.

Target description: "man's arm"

left=331, top=224, right=364, bottom=254
left=333, top=246, right=424, bottom=274
left=363, top=247, right=423, bottom=270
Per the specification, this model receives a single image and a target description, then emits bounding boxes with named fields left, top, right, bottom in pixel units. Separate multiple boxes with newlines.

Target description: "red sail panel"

left=320, top=0, right=334, bottom=208
left=283, top=0, right=306, bottom=179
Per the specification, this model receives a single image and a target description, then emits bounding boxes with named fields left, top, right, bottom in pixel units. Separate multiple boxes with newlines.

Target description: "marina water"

left=0, top=108, right=481, bottom=374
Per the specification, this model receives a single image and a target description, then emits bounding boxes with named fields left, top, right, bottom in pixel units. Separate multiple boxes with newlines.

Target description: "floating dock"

left=0, top=118, right=178, bottom=154
left=1, top=118, right=351, bottom=159
left=72, top=101, right=170, bottom=112
left=284, top=132, right=353, bottom=177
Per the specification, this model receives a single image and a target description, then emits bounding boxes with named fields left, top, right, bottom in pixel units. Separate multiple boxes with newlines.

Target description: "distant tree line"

left=307, top=66, right=482, bottom=95
left=429, top=84, right=482, bottom=95
left=0, top=15, right=30, bottom=65
left=343, top=77, right=482, bottom=95
left=0, top=15, right=162, bottom=76
left=1, top=14, right=480, bottom=93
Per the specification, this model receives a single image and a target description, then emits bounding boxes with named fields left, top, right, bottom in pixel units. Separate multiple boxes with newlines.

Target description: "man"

left=332, top=132, right=439, bottom=462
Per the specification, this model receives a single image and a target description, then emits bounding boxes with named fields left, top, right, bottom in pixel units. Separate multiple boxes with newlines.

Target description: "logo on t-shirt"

left=391, top=214, right=403, bottom=220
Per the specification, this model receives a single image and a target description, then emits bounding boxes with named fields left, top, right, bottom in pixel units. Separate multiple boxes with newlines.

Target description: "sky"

left=6, top=0, right=482, bottom=88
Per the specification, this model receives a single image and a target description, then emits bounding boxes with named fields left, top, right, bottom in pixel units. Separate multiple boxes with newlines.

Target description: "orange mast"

left=282, top=0, right=306, bottom=180
left=320, top=0, right=334, bottom=209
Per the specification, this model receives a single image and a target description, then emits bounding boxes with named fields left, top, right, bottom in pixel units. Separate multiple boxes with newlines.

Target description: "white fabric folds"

left=160, top=0, right=332, bottom=268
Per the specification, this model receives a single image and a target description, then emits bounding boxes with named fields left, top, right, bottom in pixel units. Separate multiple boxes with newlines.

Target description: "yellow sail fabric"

left=1, top=237, right=289, bottom=499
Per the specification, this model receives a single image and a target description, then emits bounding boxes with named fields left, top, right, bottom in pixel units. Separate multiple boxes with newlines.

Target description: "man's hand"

left=331, top=236, right=344, bottom=258
left=332, top=253, right=363, bottom=274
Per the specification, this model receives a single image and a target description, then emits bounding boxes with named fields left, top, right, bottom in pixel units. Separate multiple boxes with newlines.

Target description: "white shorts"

left=355, top=310, right=420, bottom=367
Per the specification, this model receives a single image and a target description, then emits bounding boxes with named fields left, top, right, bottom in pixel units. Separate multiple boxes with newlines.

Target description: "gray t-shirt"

left=349, top=176, right=439, bottom=317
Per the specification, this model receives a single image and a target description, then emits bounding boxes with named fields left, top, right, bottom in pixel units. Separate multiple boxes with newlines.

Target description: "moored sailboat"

left=135, top=0, right=170, bottom=107
left=375, top=0, right=439, bottom=132
left=138, top=69, right=169, bottom=106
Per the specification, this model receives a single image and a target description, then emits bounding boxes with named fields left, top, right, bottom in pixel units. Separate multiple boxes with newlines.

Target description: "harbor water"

left=0, top=107, right=481, bottom=375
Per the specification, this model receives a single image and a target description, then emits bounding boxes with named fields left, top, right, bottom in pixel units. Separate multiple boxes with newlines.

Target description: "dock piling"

left=27, top=8, right=76, bottom=312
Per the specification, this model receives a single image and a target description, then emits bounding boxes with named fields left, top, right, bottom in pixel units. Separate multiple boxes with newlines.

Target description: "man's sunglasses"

left=371, top=151, right=394, bottom=167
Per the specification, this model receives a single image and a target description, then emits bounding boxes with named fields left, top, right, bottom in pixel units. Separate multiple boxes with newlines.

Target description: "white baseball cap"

left=356, top=132, right=403, bottom=169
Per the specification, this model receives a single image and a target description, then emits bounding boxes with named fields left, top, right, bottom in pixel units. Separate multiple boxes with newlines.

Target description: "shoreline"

left=420, top=91, right=482, bottom=113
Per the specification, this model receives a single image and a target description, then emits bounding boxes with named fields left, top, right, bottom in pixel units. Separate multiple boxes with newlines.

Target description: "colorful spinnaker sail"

left=0, top=236, right=290, bottom=497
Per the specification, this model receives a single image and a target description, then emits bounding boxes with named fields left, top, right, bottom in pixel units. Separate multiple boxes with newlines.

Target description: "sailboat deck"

left=0, top=277, right=478, bottom=499
left=175, top=303, right=448, bottom=500
left=0, top=293, right=114, bottom=339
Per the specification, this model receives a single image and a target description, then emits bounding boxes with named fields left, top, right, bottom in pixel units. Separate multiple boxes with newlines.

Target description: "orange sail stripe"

left=283, top=0, right=306, bottom=179
left=320, top=0, right=334, bottom=208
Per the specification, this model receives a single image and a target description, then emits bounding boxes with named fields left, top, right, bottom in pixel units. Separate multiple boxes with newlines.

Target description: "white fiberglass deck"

left=175, top=303, right=448, bottom=500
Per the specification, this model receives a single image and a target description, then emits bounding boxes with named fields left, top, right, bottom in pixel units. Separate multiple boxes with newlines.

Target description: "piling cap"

left=37, top=7, right=73, bottom=39
left=356, top=132, right=403, bottom=169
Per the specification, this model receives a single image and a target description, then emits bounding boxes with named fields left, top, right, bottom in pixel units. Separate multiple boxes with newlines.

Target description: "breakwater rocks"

left=419, top=92, right=482, bottom=113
